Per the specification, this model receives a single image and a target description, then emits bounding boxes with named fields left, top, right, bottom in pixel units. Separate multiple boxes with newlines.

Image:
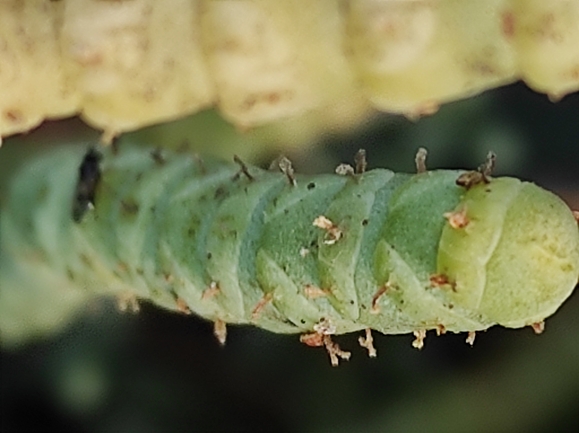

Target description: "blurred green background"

left=1, top=82, right=578, bottom=432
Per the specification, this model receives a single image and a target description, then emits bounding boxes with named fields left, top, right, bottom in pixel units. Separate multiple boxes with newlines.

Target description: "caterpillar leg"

left=213, top=319, right=227, bottom=346
left=412, top=330, right=427, bottom=350
left=415, top=147, right=428, bottom=173
left=358, top=328, right=377, bottom=358
left=269, top=155, right=297, bottom=186
left=300, top=318, right=352, bottom=367
left=354, top=149, right=367, bottom=174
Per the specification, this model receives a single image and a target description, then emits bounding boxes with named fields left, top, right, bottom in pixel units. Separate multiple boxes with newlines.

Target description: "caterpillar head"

left=438, top=178, right=579, bottom=329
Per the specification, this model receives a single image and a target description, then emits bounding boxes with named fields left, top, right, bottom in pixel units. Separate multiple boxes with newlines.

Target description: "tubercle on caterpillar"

left=2, top=143, right=578, bottom=365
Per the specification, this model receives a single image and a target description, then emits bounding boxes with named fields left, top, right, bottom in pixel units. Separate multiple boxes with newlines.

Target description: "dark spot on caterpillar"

left=214, top=186, right=227, bottom=199
left=79, top=253, right=91, bottom=267
left=207, top=252, right=213, bottom=260
left=284, top=209, right=289, bottom=214
left=349, top=300, right=355, bottom=305
left=4, top=109, right=24, bottom=123
left=362, top=219, right=369, bottom=226
left=307, top=182, right=316, bottom=190
left=66, top=268, right=75, bottom=281
left=121, top=199, right=139, bottom=215
left=110, top=137, right=120, bottom=155
left=300, top=319, right=306, bottom=324
left=73, top=148, right=102, bottom=222
left=150, top=148, right=165, bottom=165
left=193, top=156, right=208, bottom=176
left=37, top=185, right=49, bottom=202
left=175, top=140, right=191, bottom=154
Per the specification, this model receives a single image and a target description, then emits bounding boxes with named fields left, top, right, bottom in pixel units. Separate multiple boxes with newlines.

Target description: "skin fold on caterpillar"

left=1, top=145, right=578, bottom=365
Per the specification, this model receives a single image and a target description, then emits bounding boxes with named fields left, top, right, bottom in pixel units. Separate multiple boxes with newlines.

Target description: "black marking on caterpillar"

left=3, top=144, right=578, bottom=365
left=72, top=148, right=102, bottom=222
left=150, top=148, right=166, bottom=166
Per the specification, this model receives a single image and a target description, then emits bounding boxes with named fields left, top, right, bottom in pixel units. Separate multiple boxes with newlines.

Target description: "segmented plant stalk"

left=1, top=0, right=578, bottom=141
left=2, top=144, right=578, bottom=362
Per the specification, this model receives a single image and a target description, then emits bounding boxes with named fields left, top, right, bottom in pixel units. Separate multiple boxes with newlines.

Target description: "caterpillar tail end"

left=438, top=178, right=579, bottom=330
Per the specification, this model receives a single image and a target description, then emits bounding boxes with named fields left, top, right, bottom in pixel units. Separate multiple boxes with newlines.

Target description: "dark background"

left=2, top=82, right=579, bottom=432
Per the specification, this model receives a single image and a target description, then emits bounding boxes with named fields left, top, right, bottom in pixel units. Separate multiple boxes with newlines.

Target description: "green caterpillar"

left=1, top=144, right=578, bottom=364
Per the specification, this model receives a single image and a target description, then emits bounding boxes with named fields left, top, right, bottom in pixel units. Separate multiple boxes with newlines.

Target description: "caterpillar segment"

left=1, top=145, right=578, bottom=365
left=2, top=0, right=579, bottom=141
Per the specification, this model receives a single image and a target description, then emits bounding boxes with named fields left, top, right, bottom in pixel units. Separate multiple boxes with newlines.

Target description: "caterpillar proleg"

left=1, top=144, right=578, bottom=364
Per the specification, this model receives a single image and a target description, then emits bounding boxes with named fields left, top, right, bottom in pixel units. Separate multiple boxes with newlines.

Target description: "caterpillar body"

left=1, top=144, right=578, bottom=362
left=2, top=0, right=579, bottom=141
